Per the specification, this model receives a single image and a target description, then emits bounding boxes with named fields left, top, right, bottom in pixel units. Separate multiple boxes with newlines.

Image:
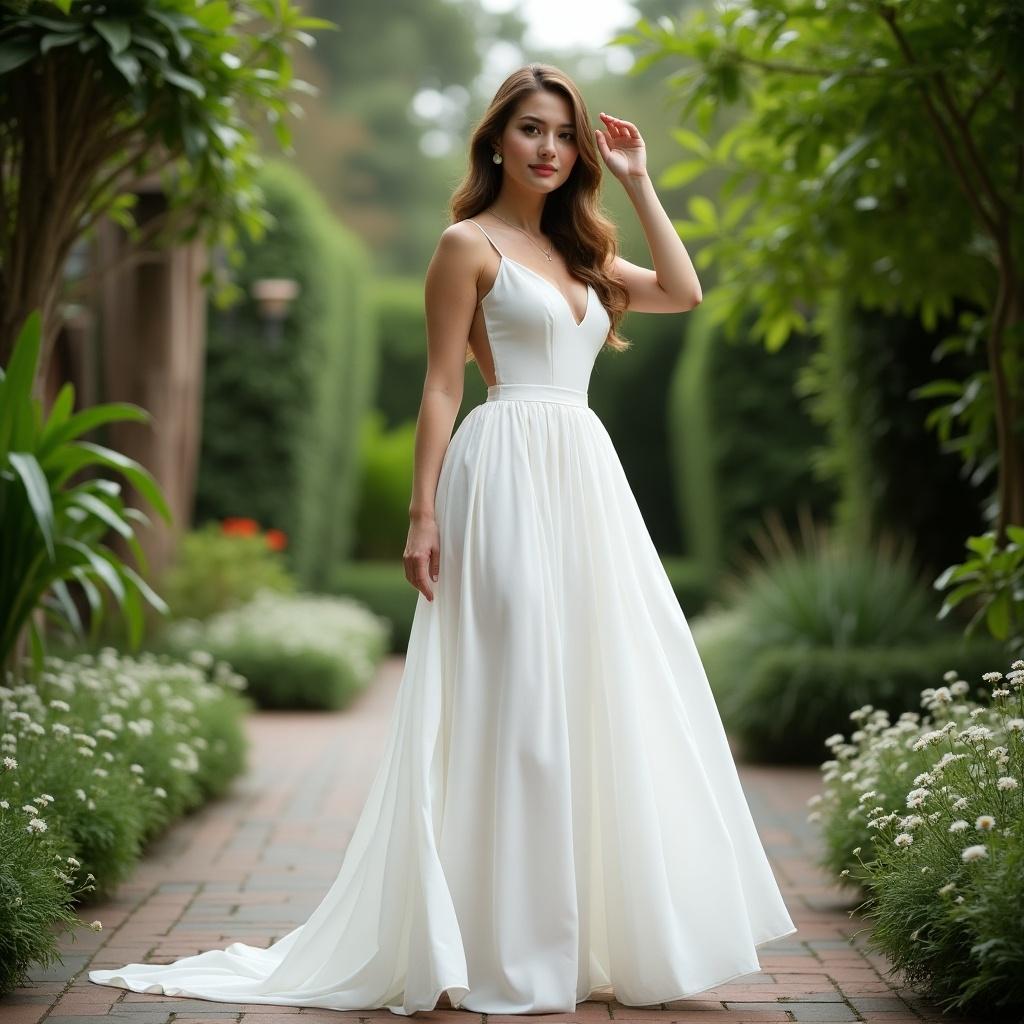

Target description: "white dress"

left=88, top=218, right=797, bottom=1014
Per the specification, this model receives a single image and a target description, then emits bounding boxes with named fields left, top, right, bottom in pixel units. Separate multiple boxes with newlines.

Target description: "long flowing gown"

left=88, top=218, right=797, bottom=1014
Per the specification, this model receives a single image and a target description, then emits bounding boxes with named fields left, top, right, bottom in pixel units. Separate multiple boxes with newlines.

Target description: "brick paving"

left=1, top=656, right=987, bottom=1024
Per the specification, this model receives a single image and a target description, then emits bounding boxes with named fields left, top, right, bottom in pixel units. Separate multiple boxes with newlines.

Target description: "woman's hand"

left=404, top=515, right=441, bottom=601
left=594, top=112, right=647, bottom=181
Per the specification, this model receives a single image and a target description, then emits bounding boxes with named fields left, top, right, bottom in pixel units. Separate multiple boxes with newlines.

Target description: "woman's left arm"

left=595, top=112, right=703, bottom=314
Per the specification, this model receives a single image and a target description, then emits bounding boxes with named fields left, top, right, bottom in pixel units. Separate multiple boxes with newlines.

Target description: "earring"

left=492, top=152, right=502, bottom=164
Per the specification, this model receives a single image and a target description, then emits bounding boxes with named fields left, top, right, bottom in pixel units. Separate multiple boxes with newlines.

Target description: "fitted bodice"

left=468, top=219, right=611, bottom=394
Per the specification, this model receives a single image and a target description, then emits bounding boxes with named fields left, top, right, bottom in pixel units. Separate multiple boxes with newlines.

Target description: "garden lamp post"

left=250, top=278, right=299, bottom=347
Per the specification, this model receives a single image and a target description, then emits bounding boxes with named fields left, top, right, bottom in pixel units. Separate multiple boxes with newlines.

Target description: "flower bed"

left=810, top=659, right=1024, bottom=1016
left=0, top=648, right=250, bottom=996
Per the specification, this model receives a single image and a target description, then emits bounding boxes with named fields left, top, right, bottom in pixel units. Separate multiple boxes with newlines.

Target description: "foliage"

left=328, top=560, right=419, bottom=655
left=162, top=590, right=390, bottom=710
left=935, top=527, right=1024, bottom=657
left=796, top=290, right=989, bottom=572
left=0, top=312, right=171, bottom=678
left=196, top=160, right=378, bottom=587
left=159, top=520, right=296, bottom=626
left=811, top=661, right=1024, bottom=1016
left=616, top=0, right=1024, bottom=534
left=0, top=647, right=250, bottom=995
left=0, top=0, right=335, bottom=375
left=692, top=511, right=1011, bottom=761
left=353, top=411, right=417, bottom=560
left=667, top=303, right=834, bottom=579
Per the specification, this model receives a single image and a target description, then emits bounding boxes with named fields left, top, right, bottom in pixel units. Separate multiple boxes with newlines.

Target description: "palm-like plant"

left=1, top=312, right=171, bottom=677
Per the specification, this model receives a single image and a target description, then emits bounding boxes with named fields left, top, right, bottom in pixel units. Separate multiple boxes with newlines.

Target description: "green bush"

left=160, top=521, right=297, bottom=623
left=352, top=412, right=417, bottom=560
left=328, top=561, right=419, bottom=654
left=0, top=648, right=250, bottom=995
left=660, top=556, right=712, bottom=616
left=162, top=590, right=390, bottom=709
left=810, top=660, right=1024, bottom=1017
left=694, top=515, right=1010, bottom=761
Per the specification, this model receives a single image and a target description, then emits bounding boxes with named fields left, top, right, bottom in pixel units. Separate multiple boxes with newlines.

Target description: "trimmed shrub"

left=163, top=590, right=390, bottom=709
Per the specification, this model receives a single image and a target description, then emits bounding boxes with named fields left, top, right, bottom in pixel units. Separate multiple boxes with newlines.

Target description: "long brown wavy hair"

left=449, top=63, right=631, bottom=362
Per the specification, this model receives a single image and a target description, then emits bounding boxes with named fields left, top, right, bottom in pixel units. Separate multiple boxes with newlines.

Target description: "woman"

left=89, top=62, right=796, bottom=1016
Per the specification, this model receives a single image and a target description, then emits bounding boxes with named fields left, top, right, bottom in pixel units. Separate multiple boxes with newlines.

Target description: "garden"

left=1, top=0, right=1021, bottom=1018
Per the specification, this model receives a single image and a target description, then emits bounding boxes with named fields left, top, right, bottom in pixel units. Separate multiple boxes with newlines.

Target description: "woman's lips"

left=530, top=166, right=555, bottom=177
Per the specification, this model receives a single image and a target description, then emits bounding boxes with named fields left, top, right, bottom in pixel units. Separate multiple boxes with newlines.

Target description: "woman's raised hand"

left=594, top=112, right=647, bottom=180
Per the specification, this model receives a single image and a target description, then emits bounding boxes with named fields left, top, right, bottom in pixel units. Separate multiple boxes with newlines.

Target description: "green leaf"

left=41, top=31, right=84, bottom=55
left=163, top=67, right=206, bottom=98
left=688, top=195, right=718, bottom=228
left=0, top=39, right=37, bottom=75
left=72, top=441, right=173, bottom=523
left=659, top=160, right=707, bottom=189
left=9, top=452, right=55, bottom=560
left=38, top=401, right=150, bottom=462
left=985, top=590, right=1010, bottom=639
left=0, top=311, right=41, bottom=456
left=62, top=539, right=125, bottom=603
left=94, top=19, right=131, bottom=54
left=108, top=50, right=142, bottom=85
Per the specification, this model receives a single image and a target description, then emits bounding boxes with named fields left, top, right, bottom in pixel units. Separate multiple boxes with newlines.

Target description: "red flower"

left=222, top=517, right=260, bottom=536
left=265, top=528, right=288, bottom=551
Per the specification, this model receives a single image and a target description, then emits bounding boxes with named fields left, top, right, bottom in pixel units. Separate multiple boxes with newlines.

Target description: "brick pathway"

left=1, top=656, right=985, bottom=1024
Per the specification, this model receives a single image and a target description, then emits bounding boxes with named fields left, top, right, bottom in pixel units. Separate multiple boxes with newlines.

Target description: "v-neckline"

left=498, top=254, right=592, bottom=328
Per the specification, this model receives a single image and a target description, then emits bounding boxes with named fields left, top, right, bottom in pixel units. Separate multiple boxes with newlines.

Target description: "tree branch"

left=876, top=4, right=1001, bottom=237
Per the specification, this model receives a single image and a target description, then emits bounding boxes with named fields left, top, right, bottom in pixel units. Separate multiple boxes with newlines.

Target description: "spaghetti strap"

left=467, top=218, right=504, bottom=258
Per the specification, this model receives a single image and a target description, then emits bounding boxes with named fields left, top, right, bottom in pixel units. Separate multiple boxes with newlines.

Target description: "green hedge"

left=667, top=302, right=835, bottom=581
left=196, top=160, right=378, bottom=588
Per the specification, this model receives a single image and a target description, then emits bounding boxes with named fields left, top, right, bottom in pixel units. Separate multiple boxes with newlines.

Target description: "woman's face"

left=496, top=89, right=580, bottom=193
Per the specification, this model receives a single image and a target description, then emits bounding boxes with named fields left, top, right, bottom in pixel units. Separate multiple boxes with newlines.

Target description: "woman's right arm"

left=404, top=224, right=481, bottom=601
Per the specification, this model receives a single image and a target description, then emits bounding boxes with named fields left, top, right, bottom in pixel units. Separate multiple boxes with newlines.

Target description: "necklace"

left=489, top=211, right=554, bottom=262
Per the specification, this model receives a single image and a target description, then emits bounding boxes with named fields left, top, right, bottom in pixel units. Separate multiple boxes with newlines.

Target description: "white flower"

left=961, top=844, right=988, bottom=862
left=894, top=832, right=914, bottom=847
left=949, top=820, right=969, bottom=832
left=3, top=756, right=17, bottom=770
left=26, top=817, right=47, bottom=833
left=153, top=786, right=167, bottom=798
left=996, top=776, right=1018, bottom=791
left=938, top=882, right=956, bottom=895
left=824, top=733, right=845, bottom=747
left=90, top=920, right=103, bottom=932
left=906, top=788, right=930, bottom=808
left=0, top=799, right=8, bottom=809
left=975, top=815, right=996, bottom=831
left=1007, top=718, right=1024, bottom=733
left=48, top=699, right=71, bottom=712
left=899, top=815, right=923, bottom=830
left=982, top=671, right=1003, bottom=683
